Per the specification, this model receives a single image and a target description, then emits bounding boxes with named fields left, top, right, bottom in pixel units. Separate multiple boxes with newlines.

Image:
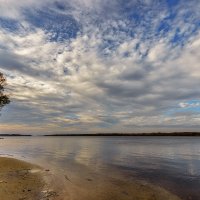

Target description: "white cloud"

left=0, top=0, right=51, bottom=19
left=1, top=0, right=200, bottom=133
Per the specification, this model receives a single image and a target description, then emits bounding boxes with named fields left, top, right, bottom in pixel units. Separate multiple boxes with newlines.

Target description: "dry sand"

left=0, top=157, right=58, bottom=200
left=0, top=157, right=182, bottom=200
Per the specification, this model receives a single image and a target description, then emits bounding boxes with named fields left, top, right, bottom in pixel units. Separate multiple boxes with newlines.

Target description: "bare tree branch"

left=0, top=72, right=10, bottom=112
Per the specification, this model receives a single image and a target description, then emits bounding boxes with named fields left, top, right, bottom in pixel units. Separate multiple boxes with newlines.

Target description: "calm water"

left=1, top=136, right=200, bottom=199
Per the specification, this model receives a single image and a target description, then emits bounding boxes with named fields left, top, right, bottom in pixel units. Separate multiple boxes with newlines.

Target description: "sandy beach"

left=0, top=157, right=60, bottom=200
left=0, top=156, right=182, bottom=200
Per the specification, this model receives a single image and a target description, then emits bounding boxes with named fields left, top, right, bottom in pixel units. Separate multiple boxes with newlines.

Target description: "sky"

left=0, top=0, right=200, bottom=135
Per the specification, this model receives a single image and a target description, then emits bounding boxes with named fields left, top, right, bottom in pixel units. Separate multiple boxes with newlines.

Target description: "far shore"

left=1, top=132, right=200, bottom=137
left=44, top=132, right=200, bottom=136
left=0, top=134, right=32, bottom=136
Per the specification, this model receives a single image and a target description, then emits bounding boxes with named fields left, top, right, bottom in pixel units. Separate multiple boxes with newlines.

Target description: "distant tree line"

left=0, top=72, right=10, bottom=112
left=44, top=132, right=200, bottom=136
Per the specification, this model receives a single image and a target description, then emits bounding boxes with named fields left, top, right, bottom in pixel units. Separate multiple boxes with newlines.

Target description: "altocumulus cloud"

left=0, top=0, right=200, bottom=134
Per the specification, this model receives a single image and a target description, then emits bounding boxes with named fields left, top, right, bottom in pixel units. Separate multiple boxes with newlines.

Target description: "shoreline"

left=0, top=156, right=182, bottom=200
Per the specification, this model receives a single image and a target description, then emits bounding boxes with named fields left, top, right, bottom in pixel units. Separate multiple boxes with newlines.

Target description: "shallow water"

left=1, top=136, right=200, bottom=199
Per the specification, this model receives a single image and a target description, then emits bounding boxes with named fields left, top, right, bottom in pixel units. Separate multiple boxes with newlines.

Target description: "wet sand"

left=58, top=166, right=182, bottom=200
left=0, top=157, right=181, bottom=200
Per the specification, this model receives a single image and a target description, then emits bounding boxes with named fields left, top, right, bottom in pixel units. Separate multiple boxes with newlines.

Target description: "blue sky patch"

left=23, top=8, right=80, bottom=42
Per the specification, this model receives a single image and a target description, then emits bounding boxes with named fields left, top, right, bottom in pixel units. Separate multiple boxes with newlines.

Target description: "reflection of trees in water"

left=0, top=72, right=10, bottom=112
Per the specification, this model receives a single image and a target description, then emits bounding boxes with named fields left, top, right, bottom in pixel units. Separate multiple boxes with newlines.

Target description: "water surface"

left=1, top=136, right=200, bottom=199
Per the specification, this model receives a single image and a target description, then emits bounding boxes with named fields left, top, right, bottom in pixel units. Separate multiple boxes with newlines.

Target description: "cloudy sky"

left=0, top=0, right=200, bottom=134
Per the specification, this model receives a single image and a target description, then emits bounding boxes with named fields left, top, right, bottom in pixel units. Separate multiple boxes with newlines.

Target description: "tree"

left=0, top=72, right=10, bottom=111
